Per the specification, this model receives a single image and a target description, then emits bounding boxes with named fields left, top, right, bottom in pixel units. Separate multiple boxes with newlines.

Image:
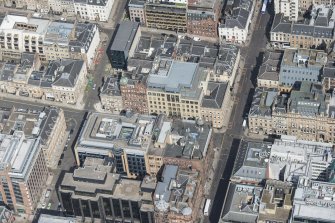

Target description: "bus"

left=261, top=0, right=268, bottom=14
left=204, top=199, right=211, bottom=216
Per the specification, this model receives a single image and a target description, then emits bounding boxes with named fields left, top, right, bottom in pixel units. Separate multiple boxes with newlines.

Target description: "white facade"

left=219, top=27, right=248, bottom=44
left=0, top=15, right=49, bottom=58
left=219, top=1, right=255, bottom=43
left=74, top=0, right=114, bottom=22
left=274, top=0, right=299, bottom=21
left=48, top=0, right=75, bottom=15
left=52, top=62, right=87, bottom=104
left=85, top=26, right=100, bottom=67
left=160, top=0, right=187, bottom=3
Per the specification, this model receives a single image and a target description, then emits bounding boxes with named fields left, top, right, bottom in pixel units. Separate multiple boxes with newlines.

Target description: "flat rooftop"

left=232, top=140, right=271, bottom=181
left=44, top=21, right=74, bottom=46
left=0, top=131, right=40, bottom=180
left=221, top=183, right=263, bottom=223
left=281, top=48, right=327, bottom=68
left=38, top=214, right=77, bottom=223
left=60, top=165, right=119, bottom=198
left=77, top=112, right=156, bottom=154
left=0, top=15, right=49, bottom=35
left=188, top=0, right=217, bottom=9
left=113, top=178, right=143, bottom=201
left=147, top=60, right=198, bottom=93
left=293, top=178, right=335, bottom=222
left=161, top=119, right=212, bottom=160
left=110, top=21, right=139, bottom=52
left=60, top=164, right=145, bottom=201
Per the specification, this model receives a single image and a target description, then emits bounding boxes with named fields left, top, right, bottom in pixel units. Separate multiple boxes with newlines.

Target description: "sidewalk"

left=0, top=92, right=85, bottom=111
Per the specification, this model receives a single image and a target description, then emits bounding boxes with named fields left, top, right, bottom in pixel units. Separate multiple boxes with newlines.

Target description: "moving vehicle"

left=45, top=189, right=51, bottom=198
left=261, top=0, right=268, bottom=14
left=204, top=199, right=211, bottom=216
left=242, top=119, right=247, bottom=129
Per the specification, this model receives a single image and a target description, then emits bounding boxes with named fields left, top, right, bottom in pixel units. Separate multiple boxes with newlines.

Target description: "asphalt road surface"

left=206, top=5, right=273, bottom=223
left=84, top=0, right=128, bottom=111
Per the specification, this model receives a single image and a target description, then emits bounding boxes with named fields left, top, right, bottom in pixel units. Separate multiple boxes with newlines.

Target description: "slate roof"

left=100, top=76, right=121, bottom=96
left=48, top=59, right=85, bottom=88
left=222, top=7, right=250, bottom=29
left=39, top=107, right=62, bottom=146
left=69, top=23, right=97, bottom=53
left=322, top=65, right=335, bottom=78
left=201, top=82, right=227, bottom=109
left=258, top=52, right=282, bottom=82
left=271, top=13, right=292, bottom=33
left=249, top=88, right=278, bottom=117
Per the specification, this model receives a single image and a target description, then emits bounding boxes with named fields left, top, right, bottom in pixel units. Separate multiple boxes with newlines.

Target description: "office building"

left=0, top=57, right=88, bottom=106
left=45, top=21, right=100, bottom=68
left=3, top=0, right=26, bottom=8
left=75, top=112, right=157, bottom=178
left=146, top=59, right=206, bottom=119
left=73, top=0, right=114, bottom=22
left=219, top=183, right=263, bottom=223
left=100, top=77, right=123, bottom=114
left=145, top=1, right=187, bottom=32
left=120, top=73, right=149, bottom=114
left=0, top=132, right=48, bottom=214
left=248, top=82, right=335, bottom=142
left=146, top=58, right=232, bottom=128
left=231, top=140, right=271, bottom=184
left=148, top=117, right=212, bottom=175
left=258, top=180, right=293, bottom=223
left=291, top=177, right=335, bottom=223
left=1, top=107, right=67, bottom=170
left=279, top=48, right=327, bottom=91
left=298, top=0, right=335, bottom=11
left=219, top=0, right=255, bottom=43
left=200, top=82, right=231, bottom=128
left=45, top=59, right=87, bottom=104
left=128, top=0, right=146, bottom=25
left=274, top=0, right=299, bottom=21
left=271, top=5, right=335, bottom=49
left=187, top=0, right=222, bottom=38
left=269, top=136, right=334, bottom=182
left=108, top=21, right=139, bottom=70
left=58, top=158, right=154, bottom=223
left=154, top=165, right=200, bottom=223
left=0, top=15, right=49, bottom=61
left=37, top=214, right=78, bottom=223
left=322, top=63, right=335, bottom=92
left=247, top=87, right=278, bottom=136
left=0, top=15, right=100, bottom=68
left=175, top=41, right=240, bottom=84
left=48, top=0, right=75, bottom=16
left=257, top=51, right=283, bottom=88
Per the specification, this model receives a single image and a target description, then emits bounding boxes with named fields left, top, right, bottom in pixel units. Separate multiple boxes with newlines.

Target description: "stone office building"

left=58, top=158, right=155, bottom=223
left=187, top=0, right=222, bottom=38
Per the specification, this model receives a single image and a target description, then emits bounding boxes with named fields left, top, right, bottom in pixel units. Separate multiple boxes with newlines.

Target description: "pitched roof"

left=50, top=59, right=85, bottom=88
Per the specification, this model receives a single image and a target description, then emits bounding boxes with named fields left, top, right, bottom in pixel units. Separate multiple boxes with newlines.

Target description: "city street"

left=84, top=0, right=128, bottom=111
left=206, top=4, right=273, bottom=223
